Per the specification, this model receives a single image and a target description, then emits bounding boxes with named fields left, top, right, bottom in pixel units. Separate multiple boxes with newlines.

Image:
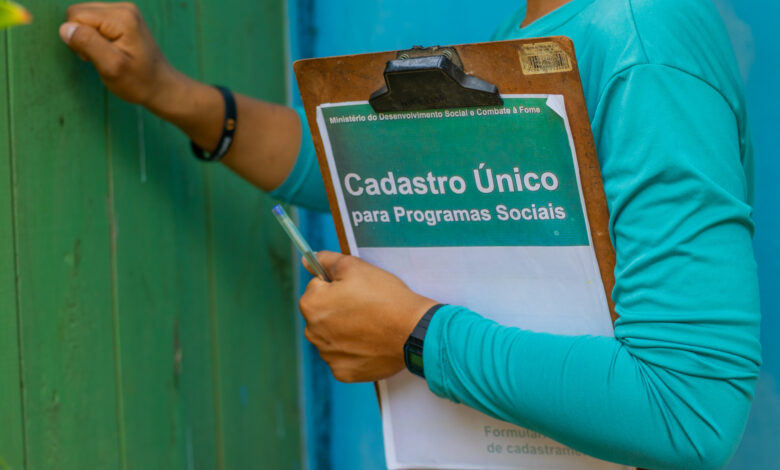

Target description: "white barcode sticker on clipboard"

left=518, top=41, right=573, bottom=75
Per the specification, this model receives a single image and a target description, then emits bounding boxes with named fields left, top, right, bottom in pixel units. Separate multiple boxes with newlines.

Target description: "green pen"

left=272, top=204, right=331, bottom=282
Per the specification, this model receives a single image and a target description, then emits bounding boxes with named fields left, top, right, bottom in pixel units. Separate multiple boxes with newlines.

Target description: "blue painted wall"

left=712, top=2, right=780, bottom=469
left=289, top=1, right=779, bottom=469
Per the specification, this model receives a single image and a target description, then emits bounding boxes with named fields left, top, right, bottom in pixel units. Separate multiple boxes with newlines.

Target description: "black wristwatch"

left=403, top=304, right=445, bottom=378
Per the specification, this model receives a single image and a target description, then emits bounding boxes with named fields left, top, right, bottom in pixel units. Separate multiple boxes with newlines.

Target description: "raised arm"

left=59, top=2, right=318, bottom=202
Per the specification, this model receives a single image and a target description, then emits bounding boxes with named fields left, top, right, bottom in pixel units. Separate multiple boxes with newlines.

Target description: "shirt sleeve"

left=422, top=64, right=762, bottom=470
left=268, top=106, right=331, bottom=212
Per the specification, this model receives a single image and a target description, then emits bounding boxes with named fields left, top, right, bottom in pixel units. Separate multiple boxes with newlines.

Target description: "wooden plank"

left=195, top=0, right=302, bottom=468
left=6, top=5, right=121, bottom=469
left=106, top=0, right=219, bottom=468
left=152, top=2, right=223, bottom=468
left=0, top=30, right=25, bottom=470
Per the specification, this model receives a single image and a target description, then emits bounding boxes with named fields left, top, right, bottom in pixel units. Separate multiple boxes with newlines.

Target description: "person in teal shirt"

left=60, top=0, right=761, bottom=468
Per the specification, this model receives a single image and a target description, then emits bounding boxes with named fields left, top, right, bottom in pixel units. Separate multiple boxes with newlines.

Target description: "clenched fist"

left=300, top=251, right=438, bottom=383
left=59, top=2, right=181, bottom=108
left=59, top=2, right=304, bottom=191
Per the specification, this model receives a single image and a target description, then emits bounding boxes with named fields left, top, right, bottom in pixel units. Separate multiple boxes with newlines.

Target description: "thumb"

left=60, top=22, right=126, bottom=78
left=314, top=251, right=355, bottom=279
left=301, top=251, right=338, bottom=280
left=301, top=254, right=318, bottom=277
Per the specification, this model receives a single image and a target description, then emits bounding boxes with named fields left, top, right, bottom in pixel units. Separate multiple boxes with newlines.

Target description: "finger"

left=301, top=255, right=316, bottom=276
left=328, top=362, right=363, bottom=383
left=66, top=2, right=140, bottom=20
left=66, top=6, right=135, bottom=42
left=66, top=2, right=116, bottom=14
left=58, top=22, right=79, bottom=44
left=303, top=326, right=315, bottom=344
left=315, top=251, right=356, bottom=279
left=60, top=23, right=127, bottom=78
left=304, top=276, right=329, bottom=295
left=298, top=277, right=329, bottom=321
left=300, top=255, right=332, bottom=281
left=66, top=4, right=112, bottom=26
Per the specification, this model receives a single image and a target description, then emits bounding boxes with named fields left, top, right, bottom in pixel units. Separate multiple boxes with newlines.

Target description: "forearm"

left=425, top=307, right=757, bottom=470
left=148, top=70, right=302, bottom=192
left=423, top=65, right=762, bottom=469
left=60, top=2, right=306, bottom=194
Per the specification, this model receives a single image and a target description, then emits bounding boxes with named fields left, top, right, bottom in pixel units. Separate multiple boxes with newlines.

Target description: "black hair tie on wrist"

left=191, top=85, right=236, bottom=162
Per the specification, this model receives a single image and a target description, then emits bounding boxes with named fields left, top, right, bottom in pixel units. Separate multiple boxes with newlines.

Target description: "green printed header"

left=320, top=98, right=589, bottom=248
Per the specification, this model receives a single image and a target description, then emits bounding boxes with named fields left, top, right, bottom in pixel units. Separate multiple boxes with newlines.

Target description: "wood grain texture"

left=1, top=1, right=301, bottom=469
left=196, top=0, right=302, bottom=468
left=151, top=2, right=222, bottom=469
left=7, top=3, right=121, bottom=469
left=294, top=37, right=618, bottom=321
left=106, top=0, right=219, bottom=468
left=0, top=30, right=25, bottom=470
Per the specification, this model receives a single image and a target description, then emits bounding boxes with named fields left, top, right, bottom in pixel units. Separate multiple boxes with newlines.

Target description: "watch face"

left=408, top=350, right=424, bottom=371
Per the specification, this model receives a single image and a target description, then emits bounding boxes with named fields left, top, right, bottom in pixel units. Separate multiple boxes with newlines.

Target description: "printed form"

left=316, top=95, right=633, bottom=470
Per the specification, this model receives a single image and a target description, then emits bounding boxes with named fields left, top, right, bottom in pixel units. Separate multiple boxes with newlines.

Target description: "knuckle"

left=303, top=327, right=315, bottom=343
left=122, top=3, right=143, bottom=23
left=115, top=2, right=139, bottom=13
left=300, top=282, right=322, bottom=309
left=333, top=255, right=357, bottom=273
left=299, top=298, right=322, bottom=327
left=298, top=296, right=310, bottom=317
left=66, top=4, right=91, bottom=18
left=332, top=368, right=358, bottom=383
left=102, top=55, right=128, bottom=79
left=298, top=289, right=314, bottom=311
left=303, top=277, right=319, bottom=293
left=115, top=8, right=137, bottom=27
left=331, top=367, right=347, bottom=382
left=344, top=373, right=359, bottom=383
left=306, top=313, right=322, bottom=329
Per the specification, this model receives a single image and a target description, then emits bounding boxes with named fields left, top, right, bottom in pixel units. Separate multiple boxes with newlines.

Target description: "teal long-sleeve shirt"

left=272, top=1, right=762, bottom=468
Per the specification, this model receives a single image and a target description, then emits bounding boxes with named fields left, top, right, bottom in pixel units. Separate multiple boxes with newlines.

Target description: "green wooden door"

left=0, top=1, right=300, bottom=469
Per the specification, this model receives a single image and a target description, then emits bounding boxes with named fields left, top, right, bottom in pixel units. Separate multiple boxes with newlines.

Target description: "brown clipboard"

left=294, top=36, right=618, bottom=323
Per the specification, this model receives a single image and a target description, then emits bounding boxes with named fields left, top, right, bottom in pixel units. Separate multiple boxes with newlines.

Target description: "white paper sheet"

left=315, top=95, right=633, bottom=470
